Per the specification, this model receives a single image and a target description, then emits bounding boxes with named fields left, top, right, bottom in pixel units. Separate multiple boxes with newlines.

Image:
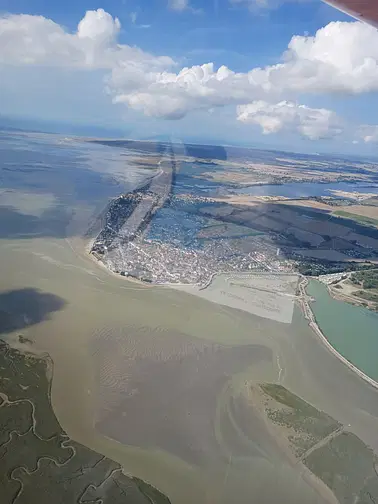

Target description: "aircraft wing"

left=324, top=0, right=378, bottom=27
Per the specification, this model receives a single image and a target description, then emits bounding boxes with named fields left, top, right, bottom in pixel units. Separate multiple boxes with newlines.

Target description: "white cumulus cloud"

left=108, top=63, right=251, bottom=119
left=107, top=20, right=378, bottom=118
left=236, top=101, right=343, bottom=139
left=275, top=21, right=378, bottom=94
left=0, top=9, right=173, bottom=70
left=1, top=9, right=378, bottom=140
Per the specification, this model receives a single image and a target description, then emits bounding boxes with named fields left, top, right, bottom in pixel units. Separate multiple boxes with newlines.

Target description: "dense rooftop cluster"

left=102, top=236, right=282, bottom=285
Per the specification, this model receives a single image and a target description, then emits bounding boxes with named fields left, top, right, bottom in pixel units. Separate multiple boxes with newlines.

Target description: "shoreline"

left=300, top=276, right=378, bottom=391
left=86, top=247, right=150, bottom=287
left=327, top=283, right=378, bottom=313
left=85, top=239, right=378, bottom=392
left=82, top=234, right=150, bottom=287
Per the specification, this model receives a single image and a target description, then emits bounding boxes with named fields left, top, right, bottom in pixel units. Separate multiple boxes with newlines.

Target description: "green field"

left=333, top=210, right=378, bottom=228
left=305, top=432, right=378, bottom=504
left=260, top=384, right=341, bottom=457
left=260, top=384, right=378, bottom=503
left=349, top=269, right=378, bottom=309
left=353, top=290, right=378, bottom=302
left=351, top=268, right=378, bottom=289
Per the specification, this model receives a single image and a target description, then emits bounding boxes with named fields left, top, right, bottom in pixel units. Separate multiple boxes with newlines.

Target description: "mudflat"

left=3, top=224, right=378, bottom=504
left=2, top=134, right=378, bottom=504
left=0, top=340, right=170, bottom=504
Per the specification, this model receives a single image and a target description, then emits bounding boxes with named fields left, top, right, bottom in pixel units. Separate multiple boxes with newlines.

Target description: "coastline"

left=0, top=339, right=172, bottom=504
left=299, top=276, right=378, bottom=391
left=85, top=235, right=378, bottom=391
left=327, top=283, right=378, bottom=312
left=84, top=236, right=150, bottom=287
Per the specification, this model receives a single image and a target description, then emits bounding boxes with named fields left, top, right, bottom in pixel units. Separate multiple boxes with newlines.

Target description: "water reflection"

left=0, top=131, right=154, bottom=239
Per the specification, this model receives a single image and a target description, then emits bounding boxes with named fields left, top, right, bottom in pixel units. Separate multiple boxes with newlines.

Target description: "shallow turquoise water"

left=307, top=280, right=378, bottom=381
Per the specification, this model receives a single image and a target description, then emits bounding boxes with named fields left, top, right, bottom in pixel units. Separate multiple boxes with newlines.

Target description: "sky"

left=1, top=0, right=378, bottom=154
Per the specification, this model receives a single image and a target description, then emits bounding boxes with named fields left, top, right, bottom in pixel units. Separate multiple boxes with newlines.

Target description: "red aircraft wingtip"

left=324, top=0, right=378, bottom=27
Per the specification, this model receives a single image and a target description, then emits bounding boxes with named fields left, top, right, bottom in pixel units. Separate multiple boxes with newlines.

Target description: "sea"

left=1, top=130, right=378, bottom=504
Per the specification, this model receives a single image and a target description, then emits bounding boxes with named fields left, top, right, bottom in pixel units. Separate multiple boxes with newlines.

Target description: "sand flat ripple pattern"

left=173, top=272, right=299, bottom=323
left=91, top=325, right=271, bottom=466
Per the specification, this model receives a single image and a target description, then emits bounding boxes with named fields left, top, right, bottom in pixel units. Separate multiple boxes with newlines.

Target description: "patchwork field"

left=199, top=199, right=378, bottom=263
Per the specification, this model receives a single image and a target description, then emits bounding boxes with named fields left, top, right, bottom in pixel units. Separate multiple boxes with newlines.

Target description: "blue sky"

left=1, top=0, right=378, bottom=154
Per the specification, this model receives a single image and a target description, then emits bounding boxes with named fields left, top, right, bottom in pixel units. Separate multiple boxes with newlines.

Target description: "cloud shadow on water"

left=182, top=143, right=228, bottom=161
left=0, top=206, right=70, bottom=239
left=0, top=288, right=66, bottom=335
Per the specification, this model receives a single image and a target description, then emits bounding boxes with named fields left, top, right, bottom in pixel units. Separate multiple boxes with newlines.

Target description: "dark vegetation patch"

left=0, top=339, right=171, bottom=504
left=304, top=432, right=378, bottom=504
left=260, top=384, right=378, bottom=503
left=351, top=269, right=378, bottom=290
left=260, top=384, right=340, bottom=457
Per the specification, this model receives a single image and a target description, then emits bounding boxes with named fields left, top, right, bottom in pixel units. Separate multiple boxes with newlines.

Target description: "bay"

left=307, top=280, right=378, bottom=382
left=2, top=131, right=378, bottom=504
left=236, top=181, right=378, bottom=198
